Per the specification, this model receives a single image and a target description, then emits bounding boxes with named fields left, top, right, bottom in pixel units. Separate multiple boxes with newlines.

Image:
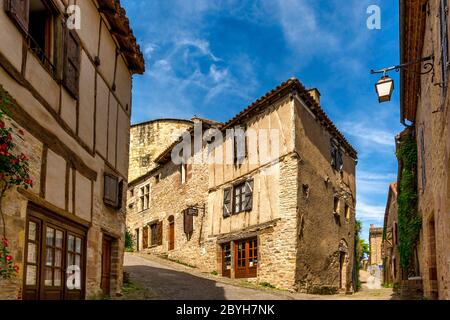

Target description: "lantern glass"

left=375, top=76, right=394, bottom=103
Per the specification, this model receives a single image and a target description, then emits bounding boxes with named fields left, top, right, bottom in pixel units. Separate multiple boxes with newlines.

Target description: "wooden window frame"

left=233, top=182, right=246, bottom=214
left=150, top=223, right=158, bottom=246
left=23, top=203, right=87, bottom=300
left=103, top=174, right=123, bottom=209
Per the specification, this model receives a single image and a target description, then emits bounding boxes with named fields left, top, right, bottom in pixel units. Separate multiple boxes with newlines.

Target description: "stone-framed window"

left=333, top=197, right=340, bottom=215
left=223, top=180, right=254, bottom=217
left=139, top=184, right=150, bottom=211
left=345, top=203, right=350, bottom=220
left=330, top=140, right=343, bottom=171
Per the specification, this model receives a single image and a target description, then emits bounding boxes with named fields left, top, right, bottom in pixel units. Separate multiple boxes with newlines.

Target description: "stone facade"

left=400, top=0, right=450, bottom=300
left=127, top=78, right=357, bottom=294
left=369, top=225, right=383, bottom=267
left=128, top=119, right=193, bottom=182
left=382, top=183, right=400, bottom=287
left=0, top=0, right=143, bottom=300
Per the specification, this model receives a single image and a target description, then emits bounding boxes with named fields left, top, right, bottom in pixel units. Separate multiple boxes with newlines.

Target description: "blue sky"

left=122, top=0, right=403, bottom=241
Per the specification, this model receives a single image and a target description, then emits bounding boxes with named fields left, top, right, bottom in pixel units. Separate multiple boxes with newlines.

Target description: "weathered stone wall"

left=413, top=0, right=450, bottom=299
left=383, top=185, right=400, bottom=286
left=126, top=144, right=214, bottom=271
left=128, top=120, right=193, bottom=182
left=293, top=96, right=357, bottom=294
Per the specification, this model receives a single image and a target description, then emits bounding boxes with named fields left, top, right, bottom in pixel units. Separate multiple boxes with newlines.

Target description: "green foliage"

left=260, top=282, right=276, bottom=289
left=0, top=238, right=19, bottom=279
left=211, top=270, right=218, bottom=276
left=396, top=135, right=422, bottom=270
left=124, top=229, right=134, bottom=252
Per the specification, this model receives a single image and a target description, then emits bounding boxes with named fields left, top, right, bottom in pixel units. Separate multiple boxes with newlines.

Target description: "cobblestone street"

left=123, top=253, right=400, bottom=300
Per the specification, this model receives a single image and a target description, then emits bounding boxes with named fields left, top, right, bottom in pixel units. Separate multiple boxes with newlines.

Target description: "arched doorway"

left=168, top=216, right=175, bottom=251
left=338, top=239, right=349, bottom=291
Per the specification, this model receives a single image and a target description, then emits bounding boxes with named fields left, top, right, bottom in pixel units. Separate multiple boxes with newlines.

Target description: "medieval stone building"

left=369, top=225, right=383, bottom=267
left=0, top=0, right=144, bottom=299
left=382, top=183, right=400, bottom=288
left=397, top=0, right=450, bottom=299
left=126, top=78, right=358, bottom=294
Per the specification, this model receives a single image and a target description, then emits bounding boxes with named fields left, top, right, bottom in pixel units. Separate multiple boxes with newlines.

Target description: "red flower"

left=6, top=255, right=12, bottom=261
left=2, top=238, right=8, bottom=247
left=13, top=265, right=19, bottom=273
left=25, top=179, right=33, bottom=186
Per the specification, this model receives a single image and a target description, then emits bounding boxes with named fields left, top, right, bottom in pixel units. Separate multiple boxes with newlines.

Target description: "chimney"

left=307, top=88, right=321, bottom=105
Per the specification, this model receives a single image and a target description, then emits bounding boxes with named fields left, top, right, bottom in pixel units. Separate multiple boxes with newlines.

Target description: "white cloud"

left=341, top=122, right=396, bottom=147
left=356, top=201, right=385, bottom=220
left=177, top=38, right=221, bottom=62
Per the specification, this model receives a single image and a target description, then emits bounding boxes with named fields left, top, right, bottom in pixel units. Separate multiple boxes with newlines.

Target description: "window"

left=150, top=223, right=158, bottom=246
left=24, top=206, right=86, bottom=300
left=223, top=180, right=254, bottom=217
left=233, top=182, right=246, bottom=213
left=234, top=127, right=247, bottom=165
left=28, top=0, right=57, bottom=73
left=334, top=197, right=340, bottom=215
left=180, top=164, right=188, bottom=184
left=104, top=174, right=123, bottom=209
left=129, top=188, right=134, bottom=198
left=330, top=141, right=344, bottom=171
left=345, top=204, right=351, bottom=220
left=139, top=184, right=150, bottom=211
left=140, top=155, right=150, bottom=167
left=394, top=222, right=398, bottom=245
left=440, top=0, right=449, bottom=95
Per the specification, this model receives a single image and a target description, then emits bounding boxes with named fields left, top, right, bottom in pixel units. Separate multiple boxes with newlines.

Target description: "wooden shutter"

left=104, top=174, right=119, bottom=207
left=243, top=180, right=254, bottom=211
left=156, top=221, right=163, bottom=246
left=223, top=187, right=232, bottom=217
left=330, top=143, right=337, bottom=169
left=386, top=227, right=393, bottom=248
left=184, top=210, right=194, bottom=235
left=4, top=0, right=29, bottom=33
left=337, top=149, right=344, bottom=171
left=142, top=226, right=148, bottom=249
left=63, top=29, right=81, bottom=98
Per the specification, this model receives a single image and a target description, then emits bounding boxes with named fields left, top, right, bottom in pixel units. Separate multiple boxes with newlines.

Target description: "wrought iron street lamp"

left=370, top=55, right=434, bottom=103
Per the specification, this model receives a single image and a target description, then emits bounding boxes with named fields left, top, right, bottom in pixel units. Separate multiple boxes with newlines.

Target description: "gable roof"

left=223, top=77, right=357, bottom=158
left=153, top=77, right=358, bottom=166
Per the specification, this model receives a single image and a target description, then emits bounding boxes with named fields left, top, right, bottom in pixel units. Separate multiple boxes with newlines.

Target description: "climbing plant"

left=396, top=134, right=421, bottom=270
left=0, top=86, right=33, bottom=279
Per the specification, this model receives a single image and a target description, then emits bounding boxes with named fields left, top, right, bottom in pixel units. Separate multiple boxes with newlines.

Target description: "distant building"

left=127, top=78, right=358, bottom=294
left=369, top=225, right=383, bottom=267
left=382, top=183, right=400, bottom=287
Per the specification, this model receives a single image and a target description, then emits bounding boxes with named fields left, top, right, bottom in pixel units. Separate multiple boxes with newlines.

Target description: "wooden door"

left=168, top=216, right=175, bottom=251
left=101, top=235, right=112, bottom=296
left=235, top=238, right=257, bottom=278
left=222, top=243, right=231, bottom=278
left=40, top=223, right=65, bottom=300
left=23, top=205, right=86, bottom=300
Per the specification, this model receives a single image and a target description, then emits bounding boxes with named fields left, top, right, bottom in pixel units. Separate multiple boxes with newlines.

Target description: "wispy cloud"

left=341, top=122, right=396, bottom=147
left=356, top=201, right=385, bottom=220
